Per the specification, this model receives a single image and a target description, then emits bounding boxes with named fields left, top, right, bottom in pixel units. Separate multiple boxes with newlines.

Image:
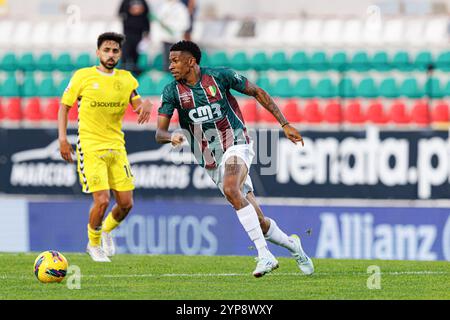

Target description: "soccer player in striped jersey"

left=156, top=40, right=314, bottom=277
left=58, top=32, right=152, bottom=262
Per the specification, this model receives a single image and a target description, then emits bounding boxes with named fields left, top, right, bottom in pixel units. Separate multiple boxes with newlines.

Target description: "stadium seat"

left=17, top=52, right=36, bottom=71
left=366, top=101, right=388, bottom=124
left=435, top=51, right=450, bottom=71
left=351, top=51, right=371, bottom=72
left=68, top=103, right=78, bottom=122
left=138, top=74, right=156, bottom=96
left=303, top=100, right=323, bottom=123
left=410, top=100, right=430, bottom=125
left=74, top=53, right=91, bottom=69
left=43, top=98, right=60, bottom=121
left=323, top=100, right=342, bottom=124
left=272, top=78, right=292, bottom=98
left=281, top=100, right=301, bottom=123
left=37, top=77, right=57, bottom=97
left=293, top=78, right=315, bottom=98
left=4, top=98, right=22, bottom=121
left=310, top=51, right=329, bottom=71
left=378, top=78, right=399, bottom=98
left=35, top=52, right=54, bottom=71
left=137, top=54, right=150, bottom=72
left=21, top=73, right=38, bottom=97
left=338, top=77, right=356, bottom=98
left=239, top=99, right=258, bottom=124
left=255, top=76, right=272, bottom=94
left=399, top=78, right=423, bottom=98
left=392, top=51, right=413, bottom=71
left=1, top=74, right=20, bottom=97
left=356, top=78, right=378, bottom=98
left=209, top=51, right=229, bottom=68
left=151, top=53, right=164, bottom=71
left=56, top=76, right=71, bottom=96
left=431, top=101, right=449, bottom=123
left=23, top=97, right=43, bottom=122
left=371, top=51, right=391, bottom=71
left=414, top=51, right=433, bottom=71
left=444, top=81, right=450, bottom=96
left=329, top=51, right=348, bottom=71
left=290, top=51, right=309, bottom=71
left=0, top=52, right=17, bottom=71
left=0, top=99, right=4, bottom=121
left=229, top=51, right=249, bottom=71
left=424, top=77, right=444, bottom=98
left=315, top=78, right=338, bottom=98
left=55, top=53, right=74, bottom=72
left=124, top=104, right=138, bottom=123
left=270, top=51, right=289, bottom=71
left=343, top=100, right=365, bottom=124
left=258, top=104, right=278, bottom=123
left=388, top=100, right=411, bottom=124
left=250, top=51, right=269, bottom=71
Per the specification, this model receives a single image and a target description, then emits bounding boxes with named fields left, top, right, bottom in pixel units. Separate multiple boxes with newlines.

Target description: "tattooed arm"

left=242, top=81, right=304, bottom=146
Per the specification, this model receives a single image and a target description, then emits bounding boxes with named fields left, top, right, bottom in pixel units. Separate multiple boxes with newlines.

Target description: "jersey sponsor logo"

left=179, top=92, right=193, bottom=105
left=89, top=101, right=126, bottom=108
left=188, top=104, right=222, bottom=123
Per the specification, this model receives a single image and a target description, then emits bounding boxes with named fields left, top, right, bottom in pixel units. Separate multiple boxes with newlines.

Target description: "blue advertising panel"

left=28, top=200, right=450, bottom=261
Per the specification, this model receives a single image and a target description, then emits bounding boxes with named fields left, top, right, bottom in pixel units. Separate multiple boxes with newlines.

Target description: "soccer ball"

left=33, top=250, right=68, bottom=283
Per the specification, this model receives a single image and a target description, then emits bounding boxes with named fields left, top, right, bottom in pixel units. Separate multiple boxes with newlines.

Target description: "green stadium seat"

left=392, top=51, right=413, bottom=71
left=1, top=74, right=20, bottom=97
left=200, top=51, right=209, bottom=66
left=37, top=77, right=57, bottom=97
left=155, top=73, right=174, bottom=94
left=18, top=52, right=36, bottom=72
left=436, top=51, right=450, bottom=71
left=424, top=77, right=444, bottom=98
left=151, top=53, right=164, bottom=71
left=56, top=76, right=71, bottom=96
left=256, top=76, right=272, bottom=94
left=399, top=78, right=423, bottom=98
left=351, top=51, right=370, bottom=72
left=137, top=54, right=150, bottom=72
left=310, top=51, right=328, bottom=71
left=272, top=78, right=292, bottom=97
left=378, top=78, right=399, bottom=98
left=270, top=51, right=289, bottom=71
left=315, top=78, right=338, bottom=98
left=209, top=51, right=229, bottom=68
left=357, top=78, right=378, bottom=98
left=250, top=51, right=269, bottom=71
left=55, top=53, right=74, bottom=72
left=293, top=78, right=314, bottom=98
left=445, top=81, right=450, bottom=96
left=414, top=51, right=433, bottom=71
left=338, top=77, right=356, bottom=98
left=290, top=51, right=309, bottom=71
left=330, top=52, right=348, bottom=71
left=36, top=53, right=54, bottom=72
left=21, top=73, right=38, bottom=97
left=74, top=53, right=91, bottom=69
left=137, top=74, right=156, bottom=96
left=371, top=51, right=391, bottom=71
left=0, top=52, right=17, bottom=72
left=229, top=51, right=249, bottom=71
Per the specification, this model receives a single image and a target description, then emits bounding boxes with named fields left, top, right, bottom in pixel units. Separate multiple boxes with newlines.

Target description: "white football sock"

left=264, top=217, right=296, bottom=253
left=236, top=204, right=272, bottom=259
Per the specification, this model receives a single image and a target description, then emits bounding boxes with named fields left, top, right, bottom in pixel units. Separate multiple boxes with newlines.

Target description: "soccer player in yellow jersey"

left=58, top=32, right=152, bottom=262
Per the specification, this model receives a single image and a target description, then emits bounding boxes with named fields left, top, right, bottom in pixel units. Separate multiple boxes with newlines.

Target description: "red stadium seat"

left=124, top=104, right=138, bottom=122
left=68, top=102, right=78, bottom=122
left=23, top=98, right=43, bottom=121
left=343, top=100, right=365, bottom=124
left=281, top=99, right=302, bottom=123
left=366, top=100, right=388, bottom=124
left=431, top=101, right=449, bottom=123
left=0, top=99, right=4, bottom=121
left=303, top=100, right=323, bottom=124
left=388, top=100, right=410, bottom=124
left=410, top=100, right=430, bottom=125
left=43, top=98, right=60, bottom=121
left=258, top=104, right=279, bottom=123
left=239, top=99, right=258, bottom=124
left=5, top=98, right=22, bottom=121
left=170, top=108, right=179, bottom=124
left=323, top=100, right=342, bottom=124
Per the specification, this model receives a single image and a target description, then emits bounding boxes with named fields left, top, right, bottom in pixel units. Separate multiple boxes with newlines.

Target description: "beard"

left=100, top=58, right=118, bottom=70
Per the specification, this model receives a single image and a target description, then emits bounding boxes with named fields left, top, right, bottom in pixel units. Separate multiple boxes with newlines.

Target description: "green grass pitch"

left=0, top=253, right=449, bottom=300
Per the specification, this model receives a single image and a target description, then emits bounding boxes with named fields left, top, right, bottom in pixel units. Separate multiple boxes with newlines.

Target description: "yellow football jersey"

left=61, top=66, right=141, bottom=152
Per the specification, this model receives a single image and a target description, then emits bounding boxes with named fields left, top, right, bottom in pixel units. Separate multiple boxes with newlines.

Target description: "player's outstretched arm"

left=58, top=104, right=75, bottom=163
left=155, top=115, right=185, bottom=146
left=243, top=82, right=304, bottom=146
left=131, top=98, right=152, bottom=124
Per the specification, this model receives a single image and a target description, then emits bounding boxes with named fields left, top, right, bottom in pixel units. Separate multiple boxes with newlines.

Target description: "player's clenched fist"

left=170, top=132, right=185, bottom=147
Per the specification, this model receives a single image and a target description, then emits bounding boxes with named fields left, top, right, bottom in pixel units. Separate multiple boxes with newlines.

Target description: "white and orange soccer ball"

left=33, top=250, right=68, bottom=283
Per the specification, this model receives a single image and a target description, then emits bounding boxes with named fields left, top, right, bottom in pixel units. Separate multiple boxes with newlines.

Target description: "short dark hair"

left=97, top=32, right=125, bottom=49
left=170, top=40, right=202, bottom=64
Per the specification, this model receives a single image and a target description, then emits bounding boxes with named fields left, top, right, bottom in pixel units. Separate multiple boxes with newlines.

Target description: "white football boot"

left=86, top=244, right=111, bottom=262
left=290, top=234, right=314, bottom=275
left=252, top=254, right=279, bottom=278
left=101, top=231, right=116, bottom=257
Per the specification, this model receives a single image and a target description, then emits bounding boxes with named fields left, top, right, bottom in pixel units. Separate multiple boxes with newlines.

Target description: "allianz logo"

left=188, top=103, right=222, bottom=123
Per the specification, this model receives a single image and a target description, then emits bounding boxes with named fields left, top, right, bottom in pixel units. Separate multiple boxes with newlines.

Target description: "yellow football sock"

left=87, top=224, right=102, bottom=247
left=102, top=212, right=120, bottom=233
